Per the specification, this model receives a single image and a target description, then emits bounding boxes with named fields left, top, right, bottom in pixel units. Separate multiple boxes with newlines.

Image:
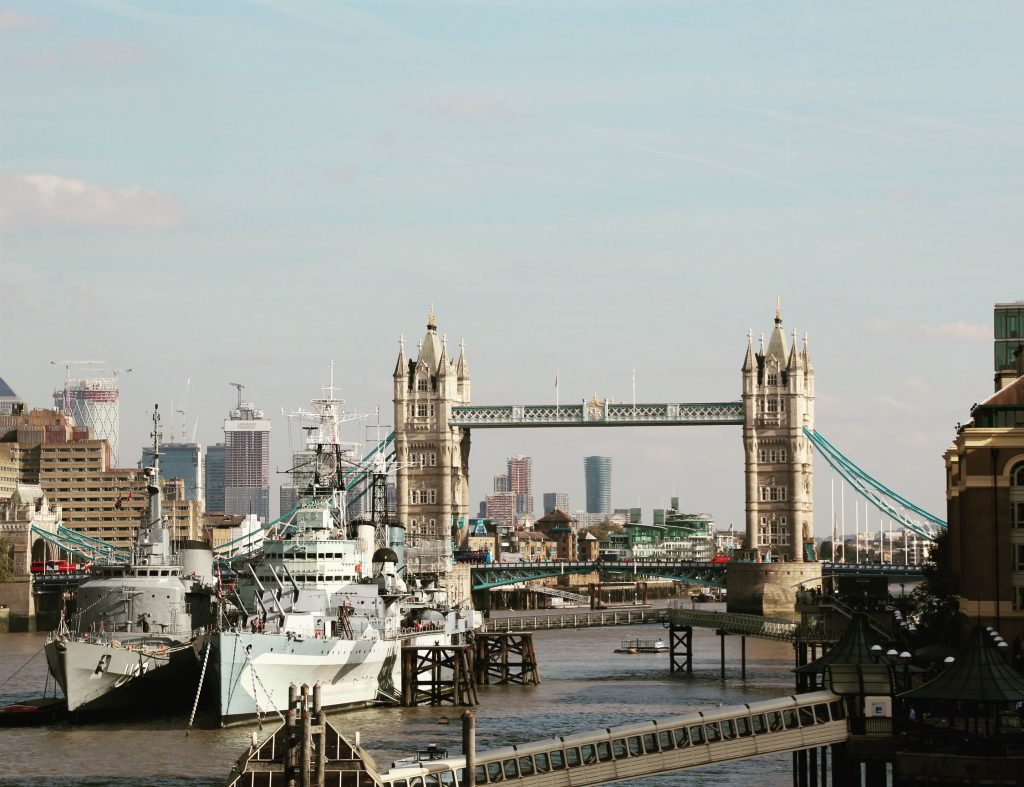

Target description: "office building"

left=141, top=442, right=203, bottom=506
left=53, top=370, right=121, bottom=466
left=946, top=301, right=1024, bottom=643
left=507, top=455, right=534, bottom=516
left=0, top=376, right=23, bottom=416
left=224, top=399, right=271, bottom=522
left=995, top=301, right=1024, bottom=378
left=543, top=491, right=569, bottom=515
left=584, top=456, right=612, bottom=514
left=484, top=491, right=515, bottom=529
left=205, top=443, right=225, bottom=513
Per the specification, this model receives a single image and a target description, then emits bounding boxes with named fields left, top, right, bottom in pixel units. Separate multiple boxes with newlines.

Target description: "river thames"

left=0, top=609, right=803, bottom=787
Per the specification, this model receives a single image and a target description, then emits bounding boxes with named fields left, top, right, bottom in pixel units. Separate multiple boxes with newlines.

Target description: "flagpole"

left=555, top=370, right=560, bottom=414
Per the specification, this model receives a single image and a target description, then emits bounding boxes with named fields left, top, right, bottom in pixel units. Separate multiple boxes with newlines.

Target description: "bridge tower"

left=741, top=303, right=815, bottom=562
left=393, top=307, right=472, bottom=549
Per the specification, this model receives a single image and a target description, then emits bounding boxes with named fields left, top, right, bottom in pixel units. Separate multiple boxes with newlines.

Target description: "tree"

left=908, top=531, right=960, bottom=647
left=0, top=537, right=15, bottom=582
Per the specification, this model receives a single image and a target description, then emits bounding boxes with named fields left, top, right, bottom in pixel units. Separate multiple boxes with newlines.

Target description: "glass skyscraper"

left=205, top=443, right=225, bottom=513
left=584, top=455, right=612, bottom=514
left=141, top=443, right=203, bottom=505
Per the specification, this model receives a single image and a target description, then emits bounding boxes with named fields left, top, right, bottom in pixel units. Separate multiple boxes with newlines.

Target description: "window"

left=721, top=720, right=737, bottom=739
left=627, top=737, right=642, bottom=756
left=581, top=745, right=598, bottom=765
left=502, top=759, right=517, bottom=779
left=658, top=730, right=674, bottom=750
left=799, top=706, right=815, bottom=726
left=783, top=709, right=800, bottom=729
left=642, top=734, right=658, bottom=753
left=766, top=372, right=778, bottom=387
left=565, top=748, right=580, bottom=768
left=704, top=723, right=721, bottom=742
left=417, top=378, right=427, bottom=392
left=597, top=742, right=613, bottom=762
left=518, top=756, right=534, bottom=776
left=757, top=448, right=787, bottom=463
left=486, top=762, right=503, bottom=782
left=736, top=717, right=751, bottom=736
left=1014, top=544, right=1024, bottom=572
left=549, top=751, right=565, bottom=770
left=767, top=712, right=784, bottom=732
left=612, top=739, right=627, bottom=759
left=410, top=490, right=420, bottom=504
left=689, top=726, right=705, bottom=745
left=416, top=404, right=428, bottom=418
left=535, top=754, right=550, bottom=772
left=814, top=704, right=831, bottom=724
left=674, top=727, right=689, bottom=747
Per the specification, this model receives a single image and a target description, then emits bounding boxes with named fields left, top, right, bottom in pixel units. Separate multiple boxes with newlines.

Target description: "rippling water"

left=0, top=610, right=801, bottom=786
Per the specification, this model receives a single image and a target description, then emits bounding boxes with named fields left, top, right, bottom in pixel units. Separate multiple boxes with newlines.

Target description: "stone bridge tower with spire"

left=741, top=302, right=815, bottom=562
left=393, top=307, right=472, bottom=557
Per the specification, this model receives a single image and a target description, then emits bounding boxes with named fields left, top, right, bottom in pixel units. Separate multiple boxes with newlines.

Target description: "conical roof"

left=901, top=626, right=1024, bottom=703
left=795, top=613, right=881, bottom=674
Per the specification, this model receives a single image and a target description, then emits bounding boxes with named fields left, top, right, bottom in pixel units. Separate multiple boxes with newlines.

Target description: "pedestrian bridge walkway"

left=378, top=690, right=848, bottom=786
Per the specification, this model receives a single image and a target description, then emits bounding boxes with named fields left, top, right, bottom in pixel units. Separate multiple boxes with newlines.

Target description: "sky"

left=1, top=1, right=1021, bottom=538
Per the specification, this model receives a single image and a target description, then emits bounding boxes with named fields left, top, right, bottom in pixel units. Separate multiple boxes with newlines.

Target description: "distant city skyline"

left=2, top=3, right=1019, bottom=536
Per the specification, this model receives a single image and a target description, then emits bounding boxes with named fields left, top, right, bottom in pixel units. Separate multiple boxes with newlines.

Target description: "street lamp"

left=899, top=651, right=912, bottom=692
left=870, top=644, right=882, bottom=664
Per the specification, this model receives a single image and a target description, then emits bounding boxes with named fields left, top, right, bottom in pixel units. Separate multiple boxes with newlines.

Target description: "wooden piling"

left=401, top=645, right=478, bottom=706
left=473, top=633, right=540, bottom=686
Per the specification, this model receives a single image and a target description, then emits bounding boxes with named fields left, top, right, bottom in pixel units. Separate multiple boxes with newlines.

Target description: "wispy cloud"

left=867, top=316, right=989, bottom=343
left=871, top=394, right=915, bottom=412
left=24, top=40, right=157, bottom=69
left=0, top=172, right=184, bottom=229
left=433, top=97, right=518, bottom=125
left=740, top=106, right=910, bottom=145
left=633, top=145, right=812, bottom=191
left=0, top=9, right=47, bottom=30
left=913, top=321, right=990, bottom=342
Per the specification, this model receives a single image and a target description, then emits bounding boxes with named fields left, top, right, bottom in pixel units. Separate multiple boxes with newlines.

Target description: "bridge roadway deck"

left=378, top=690, right=849, bottom=786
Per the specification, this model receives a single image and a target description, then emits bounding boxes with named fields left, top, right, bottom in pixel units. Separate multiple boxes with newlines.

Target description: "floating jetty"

left=614, top=637, right=669, bottom=654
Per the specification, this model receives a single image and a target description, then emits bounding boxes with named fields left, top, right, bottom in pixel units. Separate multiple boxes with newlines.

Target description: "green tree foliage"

left=0, top=537, right=14, bottom=582
left=908, top=531, right=960, bottom=648
left=584, top=520, right=623, bottom=543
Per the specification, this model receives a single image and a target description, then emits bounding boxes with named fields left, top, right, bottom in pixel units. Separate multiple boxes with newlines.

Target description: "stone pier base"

left=726, top=561, right=822, bottom=620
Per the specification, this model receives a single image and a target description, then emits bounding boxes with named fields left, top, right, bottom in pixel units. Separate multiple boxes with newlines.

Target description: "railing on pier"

left=666, top=604, right=798, bottom=641
left=379, top=690, right=849, bottom=787
left=484, top=608, right=668, bottom=633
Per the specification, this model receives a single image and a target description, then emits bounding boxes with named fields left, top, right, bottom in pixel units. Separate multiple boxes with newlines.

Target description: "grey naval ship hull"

left=46, top=636, right=199, bottom=714
left=202, top=629, right=459, bottom=725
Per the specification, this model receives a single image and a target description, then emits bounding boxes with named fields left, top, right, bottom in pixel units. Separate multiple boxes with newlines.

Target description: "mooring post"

left=286, top=683, right=299, bottom=782
left=741, top=636, right=747, bottom=679
left=314, top=683, right=326, bottom=787
left=300, top=683, right=311, bottom=787
left=718, top=630, right=726, bottom=679
left=463, top=710, right=476, bottom=787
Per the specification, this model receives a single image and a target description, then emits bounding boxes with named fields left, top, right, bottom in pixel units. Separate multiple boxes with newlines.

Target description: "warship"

left=44, top=405, right=218, bottom=714
left=195, top=376, right=476, bottom=725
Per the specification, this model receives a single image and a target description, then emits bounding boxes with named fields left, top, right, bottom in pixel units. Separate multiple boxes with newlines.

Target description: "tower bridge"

left=394, top=304, right=815, bottom=566
left=393, top=304, right=940, bottom=616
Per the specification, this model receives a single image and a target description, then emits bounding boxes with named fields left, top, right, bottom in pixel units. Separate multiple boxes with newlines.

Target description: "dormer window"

left=417, top=377, right=427, bottom=392
left=766, top=372, right=778, bottom=387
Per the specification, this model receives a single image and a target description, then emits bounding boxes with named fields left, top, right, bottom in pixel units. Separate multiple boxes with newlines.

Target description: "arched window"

left=1011, top=462, right=1024, bottom=530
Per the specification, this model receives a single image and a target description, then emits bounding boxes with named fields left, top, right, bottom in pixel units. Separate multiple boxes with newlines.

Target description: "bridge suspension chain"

left=803, top=427, right=945, bottom=541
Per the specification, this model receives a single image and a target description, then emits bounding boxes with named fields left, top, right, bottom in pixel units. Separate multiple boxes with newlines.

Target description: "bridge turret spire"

left=742, top=330, right=755, bottom=372
left=393, top=335, right=407, bottom=379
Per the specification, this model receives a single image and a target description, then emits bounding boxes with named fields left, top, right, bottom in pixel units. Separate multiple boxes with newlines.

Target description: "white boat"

left=196, top=377, right=475, bottom=725
left=44, top=406, right=218, bottom=714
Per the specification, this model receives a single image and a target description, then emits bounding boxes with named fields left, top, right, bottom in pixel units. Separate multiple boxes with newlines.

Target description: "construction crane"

left=175, top=377, right=191, bottom=442
left=50, top=360, right=106, bottom=381
left=230, top=382, right=245, bottom=409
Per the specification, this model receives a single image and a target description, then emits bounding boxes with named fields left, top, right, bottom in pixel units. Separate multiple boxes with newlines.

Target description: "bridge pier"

left=473, top=633, right=540, bottom=686
left=400, top=645, right=478, bottom=707
left=727, top=561, right=823, bottom=619
left=669, top=624, right=693, bottom=673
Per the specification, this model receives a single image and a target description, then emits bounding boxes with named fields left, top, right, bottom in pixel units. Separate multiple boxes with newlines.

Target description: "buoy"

left=438, top=716, right=450, bottom=725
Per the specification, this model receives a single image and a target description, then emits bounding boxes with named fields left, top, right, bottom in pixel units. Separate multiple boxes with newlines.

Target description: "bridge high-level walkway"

left=378, top=690, right=848, bottom=786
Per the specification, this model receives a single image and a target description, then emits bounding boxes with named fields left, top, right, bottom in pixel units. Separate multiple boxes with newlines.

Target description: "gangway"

left=379, top=690, right=848, bottom=786
left=665, top=604, right=799, bottom=642
left=526, top=584, right=590, bottom=606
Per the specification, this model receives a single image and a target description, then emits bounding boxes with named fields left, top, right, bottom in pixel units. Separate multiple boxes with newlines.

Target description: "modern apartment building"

left=542, top=491, right=569, bottom=515
left=507, top=455, right=534, bottom=516
left=584, top=455, right=612, bottom=514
